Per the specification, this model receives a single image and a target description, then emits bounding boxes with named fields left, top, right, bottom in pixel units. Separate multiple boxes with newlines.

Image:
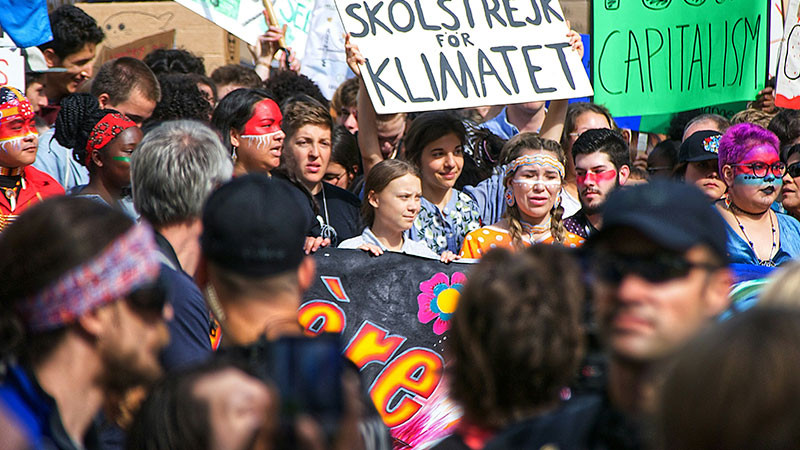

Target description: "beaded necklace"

left=730, top=203, right=777, bottom=267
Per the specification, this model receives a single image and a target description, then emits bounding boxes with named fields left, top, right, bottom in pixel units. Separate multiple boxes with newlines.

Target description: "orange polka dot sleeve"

left=459, top=227, right=513, bottom=259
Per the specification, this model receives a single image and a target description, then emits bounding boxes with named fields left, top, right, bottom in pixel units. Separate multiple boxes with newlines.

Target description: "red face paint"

left=242, top=99, right=282, bottom=136
left=0, top=91, right=35, bottom=143
left=576, top=168, right=617, bottom=187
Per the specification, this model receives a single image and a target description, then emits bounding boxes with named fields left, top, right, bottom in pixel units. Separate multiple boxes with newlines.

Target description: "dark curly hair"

left=54, top=93, right=122, bottom=168
left=447, top=245, right=584, bottom=428
left=143, top=48, right=206, bottom=77
left=38, top=5, right=105, bottom=60
left=143, top=74, right=212, bottom=130
left=263, top=71, right=328, bottom=108
left=572, top=128, right=631, bottom=171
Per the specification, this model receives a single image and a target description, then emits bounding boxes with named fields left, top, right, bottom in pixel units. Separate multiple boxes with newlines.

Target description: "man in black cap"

left=583, top=180, right=732, bottom=448
left=200, top=174, right=315, bottom=346
left=678, top=130, right=726, bottom=201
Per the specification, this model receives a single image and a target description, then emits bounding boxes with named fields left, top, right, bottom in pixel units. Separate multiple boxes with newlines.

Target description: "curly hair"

left=499, top=133, right=567, bottom=246
left=38, top=5, right=104, bottom=60
left=143, top=48, right=206, bottom=76
left=143, top=74, right=212, bottom=129
left=54, top=93, right=124, bottom=169
left=447, top=245, right=584, bottom=428
left=718, top=123, right=780, bottom=175
left=572, top=128, right=631, bottom=171
left=264, top=70, right=328, bottom=107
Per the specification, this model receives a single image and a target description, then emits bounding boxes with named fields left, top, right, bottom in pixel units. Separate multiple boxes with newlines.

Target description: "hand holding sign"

left=334, top=0, right=592, bottom=114
left=344, top=33, right=365, bottom=77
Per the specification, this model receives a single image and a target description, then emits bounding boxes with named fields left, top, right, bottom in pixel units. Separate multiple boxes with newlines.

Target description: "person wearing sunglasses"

left=583, top=180, right=732, bottom=450
left=780, top=143, right=800, bottom=221
left=715, top=123, right=800, bottom=267
left=0, top=196, right=170, bottom=450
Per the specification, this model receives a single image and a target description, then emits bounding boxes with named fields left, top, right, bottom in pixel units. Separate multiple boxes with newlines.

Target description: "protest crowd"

left=3, top=1, right=800, bottom=449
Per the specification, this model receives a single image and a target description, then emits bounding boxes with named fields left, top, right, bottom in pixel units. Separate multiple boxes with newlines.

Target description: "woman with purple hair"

left=715, top=123, right=800, bottom=266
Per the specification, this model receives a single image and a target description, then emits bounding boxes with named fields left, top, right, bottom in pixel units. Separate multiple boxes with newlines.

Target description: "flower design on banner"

left=417, top=272, right=467, bottom=335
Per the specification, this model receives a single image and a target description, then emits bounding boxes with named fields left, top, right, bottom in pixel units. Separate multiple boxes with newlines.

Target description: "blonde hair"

left=361, top=159, right=420, bottom=227
left=500, top=133, right=567, bottom=248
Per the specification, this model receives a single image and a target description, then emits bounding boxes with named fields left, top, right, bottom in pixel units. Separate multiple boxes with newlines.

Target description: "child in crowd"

left=55, top=93, right=140, bottom=218
left=460, top=134, right=585, bottom=258
left=339, top=159, right=457, bottom=262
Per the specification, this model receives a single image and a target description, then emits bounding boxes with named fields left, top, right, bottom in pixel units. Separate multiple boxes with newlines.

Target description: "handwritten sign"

left=335, top=0, right=593, bottom=114
left=0, top=48, right=24, bottom=91
left=300, top=249, right=470, bottom=449
left=94, top=29, right=175, bottom=68
left=776, top=0, right=800, bottom=108
left=592, top=0, right=768, bottom=117
left=300, top=0, right=351, bottom=98
left=173, top=0, right=266, bottom=46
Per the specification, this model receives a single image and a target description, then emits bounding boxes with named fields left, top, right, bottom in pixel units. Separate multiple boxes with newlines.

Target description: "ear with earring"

left=231, top=147, right=238, bottom=163
left=505, top=188, right=515, bottom=207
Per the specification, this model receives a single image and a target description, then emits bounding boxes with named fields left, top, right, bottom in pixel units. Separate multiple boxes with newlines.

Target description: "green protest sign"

left=592, top=0, right=768, bottom=117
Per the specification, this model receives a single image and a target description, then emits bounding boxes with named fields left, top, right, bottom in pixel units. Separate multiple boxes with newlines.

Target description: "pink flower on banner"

left=417, top=272, right=467, bottom=335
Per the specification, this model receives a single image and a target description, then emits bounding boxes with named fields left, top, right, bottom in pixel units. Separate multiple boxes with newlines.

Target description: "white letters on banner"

left=334, top=0, right=593, bottom=114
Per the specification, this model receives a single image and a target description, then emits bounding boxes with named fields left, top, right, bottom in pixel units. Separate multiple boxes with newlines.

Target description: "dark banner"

left=300, top=248, right=473, bottom=449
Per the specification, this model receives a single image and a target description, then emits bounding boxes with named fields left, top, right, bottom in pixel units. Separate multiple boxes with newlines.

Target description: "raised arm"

left=346, top=34, right=384, bottom=177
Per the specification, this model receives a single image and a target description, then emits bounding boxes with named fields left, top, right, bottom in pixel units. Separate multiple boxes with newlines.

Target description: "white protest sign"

left=173, top=0, right=266, bottom=46
left=776, top=0, right=800, bottom=108
left=0, top=48, right=25, bottom=91
left=273, top=0, right=314, bottom=60
left=335, top=0, right=593, bottom=114
left=301, top=0, right=352, bottom=98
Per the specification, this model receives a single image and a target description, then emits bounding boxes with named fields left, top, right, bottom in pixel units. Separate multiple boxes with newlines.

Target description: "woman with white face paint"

left=0, top=86, right=64, bottom=231
left=211, top=88, right=285, bottom=176
left=460, top=133, right=585, bottom=259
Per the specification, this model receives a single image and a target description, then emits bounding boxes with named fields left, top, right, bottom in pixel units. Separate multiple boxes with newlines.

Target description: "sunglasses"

left=787, top=162, right=800, bottom=179
left=730, top=162, right=786, bottom=178
left=591, top=252, right=720, bottom=284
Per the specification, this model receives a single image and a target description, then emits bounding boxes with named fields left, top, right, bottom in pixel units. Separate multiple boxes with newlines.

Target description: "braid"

left=550, top=203, right=566, bottom=244
left=503, top=206, right=527, bottom=250
left=55, top=94, right=99, bottom=154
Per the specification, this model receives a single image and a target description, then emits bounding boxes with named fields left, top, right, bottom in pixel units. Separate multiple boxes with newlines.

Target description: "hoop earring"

left=505, top=188, right=515, bottom=207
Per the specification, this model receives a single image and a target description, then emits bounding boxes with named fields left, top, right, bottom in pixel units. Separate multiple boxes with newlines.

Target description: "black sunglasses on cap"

left=591, top=252, right=721, bottom=284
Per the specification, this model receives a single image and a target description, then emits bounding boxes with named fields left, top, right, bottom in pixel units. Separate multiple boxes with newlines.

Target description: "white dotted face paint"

left=512, top=178, right=563, bottom=189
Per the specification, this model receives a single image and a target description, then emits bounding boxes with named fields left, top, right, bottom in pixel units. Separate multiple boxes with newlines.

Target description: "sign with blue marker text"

left=334, top=0, right=593, bottom=114
left=592, top=0, right=768, bottom=117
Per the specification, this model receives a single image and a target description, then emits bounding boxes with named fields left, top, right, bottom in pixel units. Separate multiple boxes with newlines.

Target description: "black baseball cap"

left=201, top=174, right=307, bottom=277
left=679, top=130, right=722, bottom=163
left=588, top=180, right=728, bottom=261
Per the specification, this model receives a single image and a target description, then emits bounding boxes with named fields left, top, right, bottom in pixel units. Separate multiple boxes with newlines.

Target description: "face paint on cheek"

left=240, top=130, right=283, bottom=149
left=577, top=169, right=616, bottom=187
left=735, top=173, right=783, bottom=187
left=112, top=156, right=131, bottom=163
left=0, top=133, right=34, bottom=153
left=242, top=100, right=283, bottom=135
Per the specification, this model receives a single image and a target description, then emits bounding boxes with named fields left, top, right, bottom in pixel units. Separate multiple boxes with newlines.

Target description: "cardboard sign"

left=94, top=29, right=176, bottom=68
left=0, top=47, right=24, bottom=91
left=776, top=0, right=800, bottom=108
left=335, top=0, right=593, bottom=114
left=300, top=0, right=352, bottom=98
left=300, top=248, right=471, bottom=449
left=592, top=0, right=768, bottom=117
left=77, top=2, right=242, bottom=73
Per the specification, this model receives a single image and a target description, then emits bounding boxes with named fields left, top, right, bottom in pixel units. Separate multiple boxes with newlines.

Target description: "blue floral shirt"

left=409, top=189, right=482, bottom=254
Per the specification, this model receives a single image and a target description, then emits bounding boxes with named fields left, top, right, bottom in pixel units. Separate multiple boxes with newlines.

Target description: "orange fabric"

left=459, top=226, right=585, bottom=259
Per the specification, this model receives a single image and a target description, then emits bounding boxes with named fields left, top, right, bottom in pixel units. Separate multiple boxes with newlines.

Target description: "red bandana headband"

left=18, top=222, right=161, bottom=332
left=85, top=112, right=136, bottom=166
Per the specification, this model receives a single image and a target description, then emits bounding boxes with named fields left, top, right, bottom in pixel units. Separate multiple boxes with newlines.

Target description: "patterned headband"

left=18, top=222, right=162, bottom=332
left=0, top=87, right=33, bottom=123
left=85, top=112, right=137, bottom=166
left=506, top=154, right=565, bottom=178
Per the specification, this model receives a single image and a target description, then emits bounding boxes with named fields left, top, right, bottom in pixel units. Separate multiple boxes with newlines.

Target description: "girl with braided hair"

left=459, top=133, right=585, bottom=259
left=55, top=93, right=141, bottom=218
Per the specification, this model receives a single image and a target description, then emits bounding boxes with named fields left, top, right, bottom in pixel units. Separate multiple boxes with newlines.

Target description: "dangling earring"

left=231, top=146, right=238, bottom=163
left=505, top=188, right=515, bottom=207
